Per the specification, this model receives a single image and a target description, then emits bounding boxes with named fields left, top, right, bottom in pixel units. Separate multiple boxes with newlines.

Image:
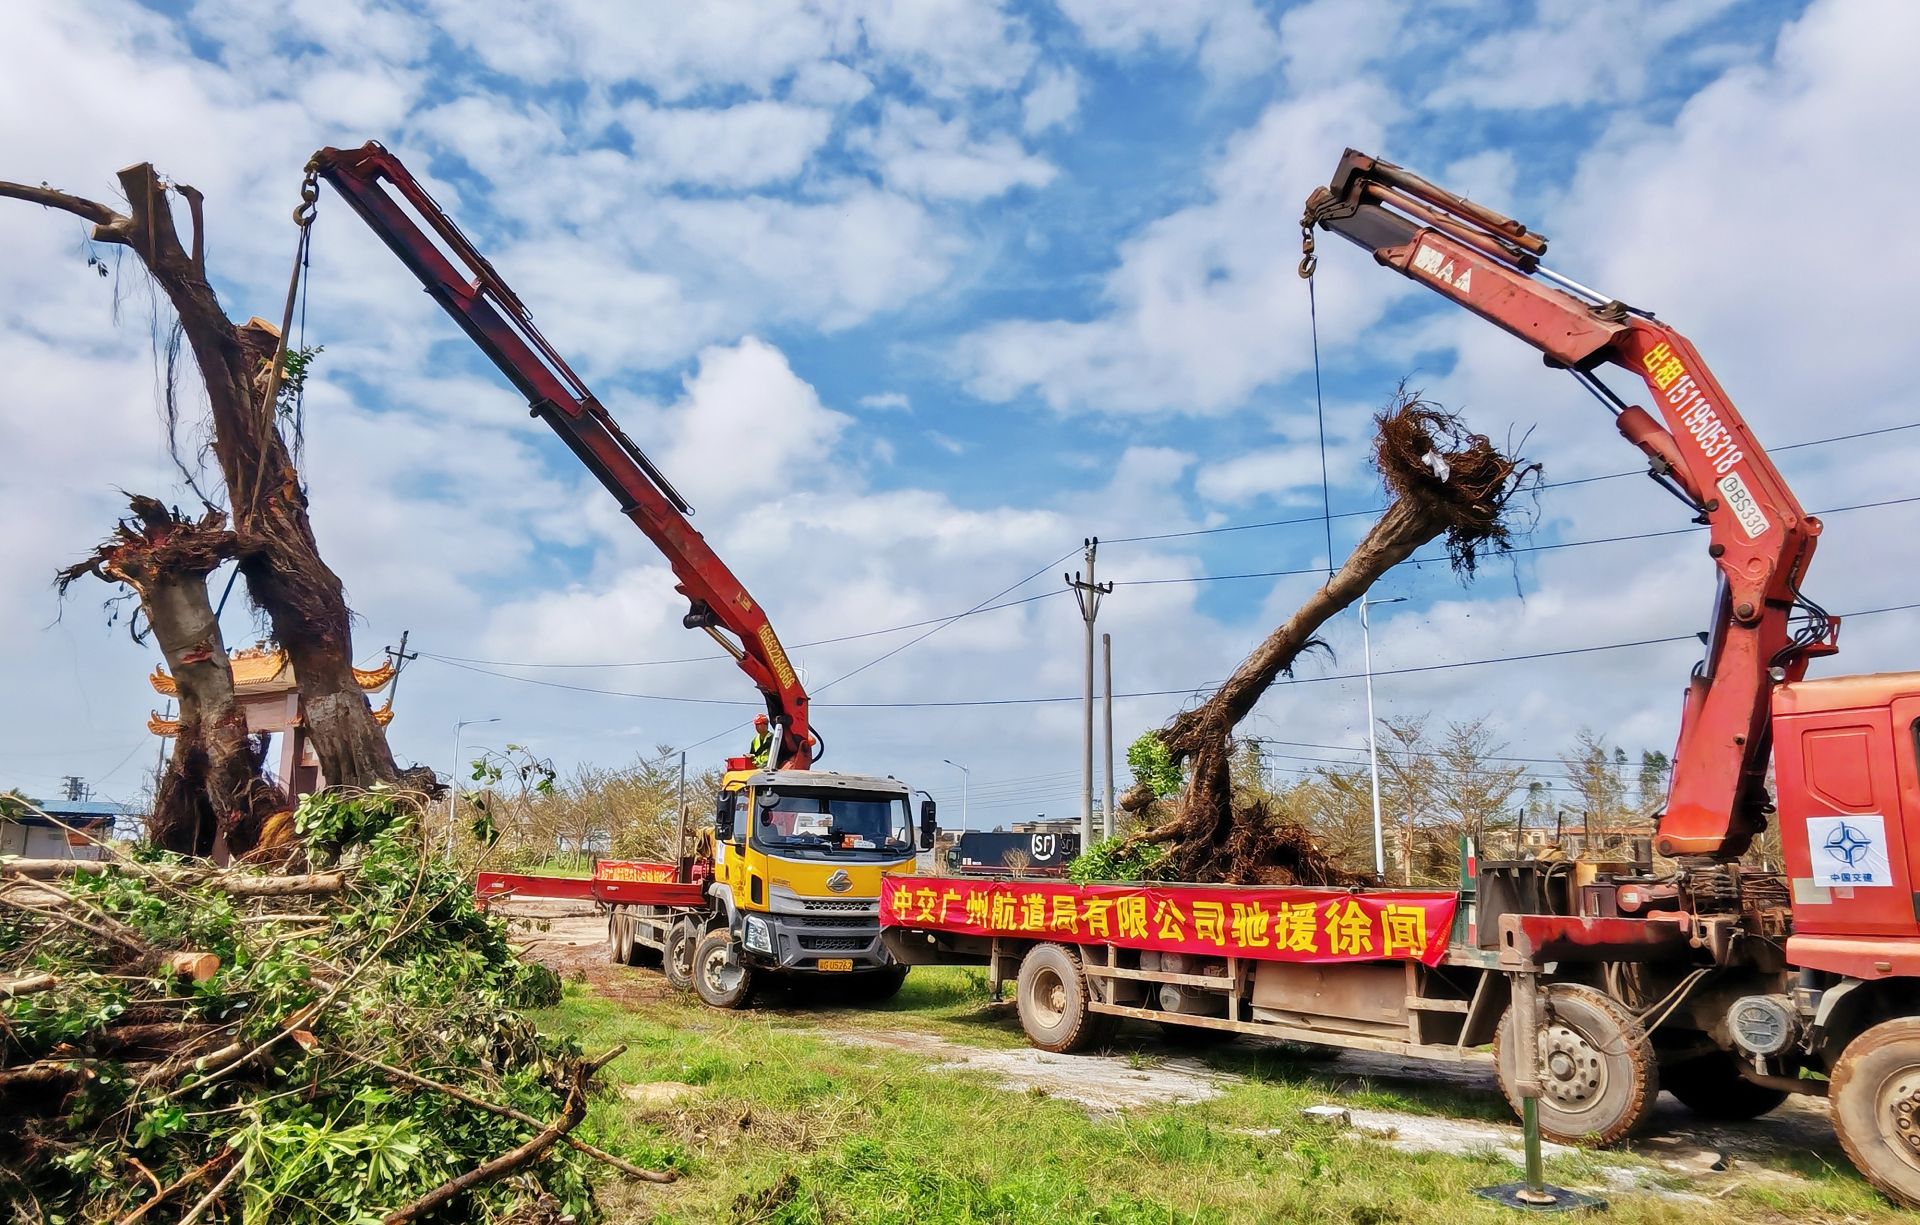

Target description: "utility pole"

left=1360, top=593, right=1406, bottom=882
left=1066, top=539, right=1112, bottom=851
left=673, top=750, right=689, bottom=868
left=1101, top=632, right=1115, bottom=841
left=60, top=776, right=88, bottom=802
left=382, top=630, right=417, bottom=706
left=943, top=759, right=970, bottom=829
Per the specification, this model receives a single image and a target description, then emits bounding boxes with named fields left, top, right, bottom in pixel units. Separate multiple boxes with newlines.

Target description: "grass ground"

left=532, top=966, right=1901, bottom=1225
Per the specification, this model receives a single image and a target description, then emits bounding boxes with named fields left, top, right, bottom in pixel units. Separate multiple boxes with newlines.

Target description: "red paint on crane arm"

left=882, top=877, right=1456, bottom=967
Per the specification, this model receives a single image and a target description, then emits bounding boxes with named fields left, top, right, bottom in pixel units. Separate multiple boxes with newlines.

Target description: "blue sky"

left=3, top=0, right=1917, bottom=826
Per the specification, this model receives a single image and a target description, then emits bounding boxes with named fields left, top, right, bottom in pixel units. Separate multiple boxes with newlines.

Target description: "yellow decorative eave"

left=148, top=712, right=180, bottom=737
left=148, top=646, right=395, bottom=698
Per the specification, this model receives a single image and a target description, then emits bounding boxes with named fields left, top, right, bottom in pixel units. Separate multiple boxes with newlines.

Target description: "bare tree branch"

left=174, top=182, right=206, bottom=276
left=0, top=179, right=126, bottom=234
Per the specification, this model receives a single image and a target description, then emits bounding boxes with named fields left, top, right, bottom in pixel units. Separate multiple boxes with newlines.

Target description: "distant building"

left=1010, top=817, right=1081, bottom=837
left=0, top=799, right=136, bottom=861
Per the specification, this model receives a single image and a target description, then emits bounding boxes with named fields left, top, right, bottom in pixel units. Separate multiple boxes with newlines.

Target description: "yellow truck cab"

left=690, top=767, right=933, bottom=1008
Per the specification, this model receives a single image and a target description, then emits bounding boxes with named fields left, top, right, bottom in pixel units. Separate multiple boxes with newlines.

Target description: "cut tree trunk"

left=58, top=497, right=284, bottom=857
left=2, top=165, right=405, bottom=792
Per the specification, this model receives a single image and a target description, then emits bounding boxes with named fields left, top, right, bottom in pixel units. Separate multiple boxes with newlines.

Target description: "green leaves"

left=1066, top=838, right=1169, bottom=885
left=1126, top=732, right=1183, bottom=799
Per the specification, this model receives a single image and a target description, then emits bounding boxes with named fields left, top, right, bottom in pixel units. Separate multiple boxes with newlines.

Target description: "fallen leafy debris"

left=0, top=791, right=671, bottom=1222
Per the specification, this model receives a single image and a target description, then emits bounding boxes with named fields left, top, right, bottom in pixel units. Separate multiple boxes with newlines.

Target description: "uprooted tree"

left=2, top=163, right=411, bottom=796
left=1119, top=387, right=1539, bottom=884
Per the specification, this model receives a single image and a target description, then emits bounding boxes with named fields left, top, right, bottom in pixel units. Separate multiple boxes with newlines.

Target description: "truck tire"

left=1662, top=1050, right=1787, bottom=1121
left=1017, top=943, right=1108, bottom=1053
left=693, top=928, right=756, bottom=1010
left=663, top=920, right=698, bottom=992
left=1830, top=1016, right=1920, bottom=1208
left=607, top=909, right=633, bottom=965
left=1494, top=983, right=1658, bottom=1146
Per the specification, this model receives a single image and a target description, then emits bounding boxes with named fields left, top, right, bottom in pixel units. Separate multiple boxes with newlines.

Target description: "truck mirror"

left=715, top=793, right=736, bottom=841
left=919, top=798, right=938, bottom=852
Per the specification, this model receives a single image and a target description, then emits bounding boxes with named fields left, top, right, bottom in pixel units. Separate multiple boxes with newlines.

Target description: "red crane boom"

left=1303, top=149, right=1836, bottom=859
left=306, top=142, right=814, bottom=769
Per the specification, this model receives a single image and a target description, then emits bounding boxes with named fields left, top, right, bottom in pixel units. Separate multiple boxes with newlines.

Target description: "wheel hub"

left=1540, top=1023, right=1605, bottom=1110
left=1878, top=1070, right=1920, bottom=1163
left=704, top=948, right=741, bottom=992
left=1033, top=969, right=1066, bottom=1025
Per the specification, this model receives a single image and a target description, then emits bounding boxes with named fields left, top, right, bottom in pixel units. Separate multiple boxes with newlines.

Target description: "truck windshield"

left=754, top=788, right=912, bottom=857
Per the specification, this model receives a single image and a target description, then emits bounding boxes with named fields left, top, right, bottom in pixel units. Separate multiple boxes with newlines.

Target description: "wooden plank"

left=1406, top=996, right=1471, bottom=1013
left=1083, top=964, right=1230, bottom=990
left=1087, top=1000, right=1492, bottom=1063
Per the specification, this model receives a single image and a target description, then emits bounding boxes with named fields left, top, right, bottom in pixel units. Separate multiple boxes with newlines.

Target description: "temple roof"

left=150, top=644, right=395, bottom=698
left=148, top=702, right=394, bottom=737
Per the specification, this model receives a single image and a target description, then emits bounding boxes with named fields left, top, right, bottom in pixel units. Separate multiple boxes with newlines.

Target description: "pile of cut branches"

left=0, top=792, right=670, bottom=1223
left=1115, top=386, right=1538, bottom=884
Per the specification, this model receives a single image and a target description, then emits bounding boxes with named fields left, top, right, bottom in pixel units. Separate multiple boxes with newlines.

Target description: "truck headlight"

left=743, top=915, right=773, bottom=954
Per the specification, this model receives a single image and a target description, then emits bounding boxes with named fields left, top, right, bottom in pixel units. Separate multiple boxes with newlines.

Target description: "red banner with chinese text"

left=881, top=877, right=1456, bottom=967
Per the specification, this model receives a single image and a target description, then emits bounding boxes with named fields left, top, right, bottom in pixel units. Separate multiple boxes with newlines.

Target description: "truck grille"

left=800, top=898, right=873, bottom=913
left=798, top=935, right=867, bottom=951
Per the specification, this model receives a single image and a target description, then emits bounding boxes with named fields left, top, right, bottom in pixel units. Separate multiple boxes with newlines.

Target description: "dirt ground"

left=500, top=898, right=1844, bottom=1201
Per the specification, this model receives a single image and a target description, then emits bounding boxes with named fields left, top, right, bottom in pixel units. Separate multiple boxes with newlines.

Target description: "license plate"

left=816, top=958, right=854, bottom=972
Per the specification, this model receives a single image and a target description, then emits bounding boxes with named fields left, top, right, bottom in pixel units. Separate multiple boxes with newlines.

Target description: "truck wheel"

left=693, top=928, right=756, bottom=1010
left=1495, top=983, right=1658, bottom=1146
left=1662, top=1050, right=1787, bottom=1120
left=1830, top=1017, right=1920, bottom=1208
left=1017, top=943, right=1108, bottom=1053
left=607, top=910, right=633, bottom=965
left=663, top=920, right=698, bottom=991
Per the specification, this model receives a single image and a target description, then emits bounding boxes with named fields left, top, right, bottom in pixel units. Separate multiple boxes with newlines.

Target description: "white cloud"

left=954, top=81, right=1400, bottom=415
left=858, top=392, right=912, bottom=411
left=853, top=1, right=1039, bottom=96
left=1277, top=0, right=1407, bottom=91
left=1022, top=65, right=1082, bottom=135
left=786, top=59, right=874, bottom=106
left=617, top=100, right=835, bottom=189
left=657, top=337, right=852, bottom=514
left=1056, top=0, right=1281, bottom=81
left=424, top=0, right=839, bottom=99
left=1425, top=0, right=1740, bottom=111
left=852, top=102, right=1056, bottom=201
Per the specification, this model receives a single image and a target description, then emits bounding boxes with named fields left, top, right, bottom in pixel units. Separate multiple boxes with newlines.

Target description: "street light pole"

left=942, top=758, right=970, bottom=829
left=446, top=716, right=500, bottom=860
left=1361, top=595, right=1406, bottom=881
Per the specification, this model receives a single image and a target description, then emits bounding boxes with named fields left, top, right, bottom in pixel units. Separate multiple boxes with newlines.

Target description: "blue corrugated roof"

left=30, top=800, right=137, bottom=818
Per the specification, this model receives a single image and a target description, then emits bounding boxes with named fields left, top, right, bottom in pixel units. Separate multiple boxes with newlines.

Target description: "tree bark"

left=3, top=166, right=405, bottom=792
left=58, top=497, right=282, bottom=856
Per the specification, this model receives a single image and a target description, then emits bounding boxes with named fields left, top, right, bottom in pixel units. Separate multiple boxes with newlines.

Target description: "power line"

left=1113, top=495, right=1920, bottom=587
left=423, top=600, right=1920, bottom=710
left=427, top=481, right=1920, bottom=672
left=665, top=544, right=1084, bottom=757
left=1100, top=421, right=1920, bottom=546
left=420, top=588, right=1068, bottom=670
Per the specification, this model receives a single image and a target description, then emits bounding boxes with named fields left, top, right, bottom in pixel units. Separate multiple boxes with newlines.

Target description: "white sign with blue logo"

left=1807, top=814, right=1892, bottom=888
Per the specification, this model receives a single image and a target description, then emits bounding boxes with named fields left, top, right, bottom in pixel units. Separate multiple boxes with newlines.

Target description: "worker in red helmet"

left=748, top=714, right=773, bottom=769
